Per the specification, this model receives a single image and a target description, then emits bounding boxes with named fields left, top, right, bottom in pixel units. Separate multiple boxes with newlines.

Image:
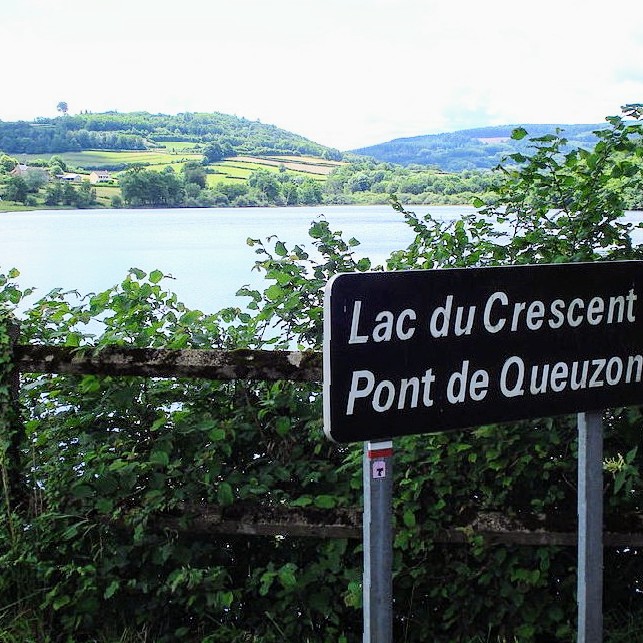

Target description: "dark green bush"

left=2, top=106, right=643, bottom=641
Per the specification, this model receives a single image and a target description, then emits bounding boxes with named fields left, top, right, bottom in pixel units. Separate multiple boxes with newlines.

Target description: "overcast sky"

left=2, top=0, right=642, bottom=150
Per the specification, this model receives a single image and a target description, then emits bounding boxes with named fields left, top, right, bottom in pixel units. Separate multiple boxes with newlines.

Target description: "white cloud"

left=1, top=0, right=642, bottom=149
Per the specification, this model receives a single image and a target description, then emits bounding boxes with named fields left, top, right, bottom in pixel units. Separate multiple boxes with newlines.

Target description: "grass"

left=240, top=155, right=343, bottom=175
left=93, top=184, right=120, bottom=206
left=203, top=155, right=337, bottom=187
left=17, top=150, right=202, bottom=169
left=14, top=153, right=337, bottom=189
left=0, top=202, right=32, bottom=213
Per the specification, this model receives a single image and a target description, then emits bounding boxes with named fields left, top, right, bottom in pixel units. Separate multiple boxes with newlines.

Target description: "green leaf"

left=403, top=509, right=416, bottom=528
left=275, top=416, right=291, bottom=437
left=150, top=450, right=170, bottom=466
left=259, top=570, right=276, bottom=596
left=511, top=127, right=528, bottom=140
left=356, top=257, right=371, bottom=271
left=151, top=415, right=167, bottom=431
left=129, top=267, right=146, bottom=279
left=291, top=496, right=313, bottom=507
left=265, top=284, right=283, bottom=301
left=274, top=241, right=288, bottom=257
left=219, top=591, right=234, bottom=608
left=309, top=221, right=326, bottom=238
left=278, top=563, right=297, bottom=589
left=208, top=427, right=227, bottom=441
left=217, top=482, right=234, bottom=507
left=614, top=470, right=627, bottom=494
left=149, top=269, right=164, bottom=284
left=313, top=495, right=336, bottom=509
left=53, top=595, right=71, bottom=610
left=104, top=579, right=120, bottom=599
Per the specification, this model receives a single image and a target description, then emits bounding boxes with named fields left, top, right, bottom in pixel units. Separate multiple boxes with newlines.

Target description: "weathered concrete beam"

left=113, top=504, right=643, bottom=546
left=436, top=529, right=643, bottom=547
left=14, top=345, right=322, bottom=382
left=119, top=503, right=363, bottom=540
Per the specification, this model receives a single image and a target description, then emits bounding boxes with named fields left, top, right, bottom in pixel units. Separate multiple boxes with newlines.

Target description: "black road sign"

left=323, top=262, right=643, bottom=443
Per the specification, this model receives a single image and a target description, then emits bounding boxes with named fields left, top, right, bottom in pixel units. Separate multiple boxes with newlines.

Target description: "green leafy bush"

left=1, top=105, right=643, bottom=641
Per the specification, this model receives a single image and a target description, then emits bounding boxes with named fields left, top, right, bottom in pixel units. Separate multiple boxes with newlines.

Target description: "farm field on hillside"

left=14, top=152, right=340, bottom=181
left=17, top=150, right=202, bottom=169
left=233, top=155, right=342, bottom=175
left=205, top=156, right=339, bottom=187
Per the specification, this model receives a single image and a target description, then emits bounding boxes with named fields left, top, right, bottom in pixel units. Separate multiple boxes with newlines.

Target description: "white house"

left=89, top=170, right=111, bottom=184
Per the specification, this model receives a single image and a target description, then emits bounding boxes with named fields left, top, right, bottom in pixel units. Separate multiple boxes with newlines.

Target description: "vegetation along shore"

left=3, top=109, right=640, bottom=213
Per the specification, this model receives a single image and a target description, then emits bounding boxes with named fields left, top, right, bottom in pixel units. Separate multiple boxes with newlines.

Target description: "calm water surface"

left=1, top=205, right=640, bottom=314
left=0, top=205, right=470, bottom=313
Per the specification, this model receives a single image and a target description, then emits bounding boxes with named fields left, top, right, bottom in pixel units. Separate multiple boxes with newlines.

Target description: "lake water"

left=1, top=205, right=641, bottom=315
left=0, top=205, right=470, bottom=314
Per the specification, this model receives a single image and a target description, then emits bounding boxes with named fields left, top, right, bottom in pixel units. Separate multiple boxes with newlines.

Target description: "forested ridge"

left=0, top=111, right=608, bottom=170
left=0, top=111, right=342, bottom=160
left=352, top=123, right=606, bottom=171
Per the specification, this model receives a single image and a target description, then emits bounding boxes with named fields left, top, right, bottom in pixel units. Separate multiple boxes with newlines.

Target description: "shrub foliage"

left=1, top=106, right=643, bottom=641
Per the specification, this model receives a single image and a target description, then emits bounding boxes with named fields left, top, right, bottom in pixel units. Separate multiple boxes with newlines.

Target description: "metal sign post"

left=363, top=440, right=393, bottom=643
left=577, top=411, right=604, bottom=643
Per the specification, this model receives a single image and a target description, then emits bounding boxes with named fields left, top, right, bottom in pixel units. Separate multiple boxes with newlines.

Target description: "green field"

left=15, top=152, right=339, bottom=183
left=93, top=184, right=120, bottom=207
left=18, top=149, right=203, bottom=169
left=204, top=156, right=339, bottom=187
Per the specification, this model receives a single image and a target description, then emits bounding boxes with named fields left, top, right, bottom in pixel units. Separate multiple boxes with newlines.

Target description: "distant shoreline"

left=3, top=203, right=641, bottom=215
left=0, top=201, right=475, bottom=215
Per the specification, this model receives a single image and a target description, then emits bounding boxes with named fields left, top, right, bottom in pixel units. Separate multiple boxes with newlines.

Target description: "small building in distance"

left=61, top=173, right=83, bottom=183
left=89, top=170, right=111, bottom=184
left=10, top=164, right=50, bottom=183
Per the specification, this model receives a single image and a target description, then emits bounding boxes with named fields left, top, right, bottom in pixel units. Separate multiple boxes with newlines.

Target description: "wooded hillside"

left=0, top=112, right=343, bottom=161
left=0, top=111, right=610, bottom=172
left=2, top=112, right=641, bottom=211
left=352, top=123, right=605, bottom=171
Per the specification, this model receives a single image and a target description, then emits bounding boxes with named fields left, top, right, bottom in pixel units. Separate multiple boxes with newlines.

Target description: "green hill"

left=0, top=111, right=342, bottom=161
left=351, top=124, right=605, bottom=171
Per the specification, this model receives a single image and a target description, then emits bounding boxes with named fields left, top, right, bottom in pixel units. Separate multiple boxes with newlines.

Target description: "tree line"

left=324, top=159, right=497, bottom=205
left=0, top=111, right=343, bottom=160
left=113, top=162, right=490, bottom=208
left=117, top=163, right=324, bottom=208
left=0, top=122, right=146, bottom=154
